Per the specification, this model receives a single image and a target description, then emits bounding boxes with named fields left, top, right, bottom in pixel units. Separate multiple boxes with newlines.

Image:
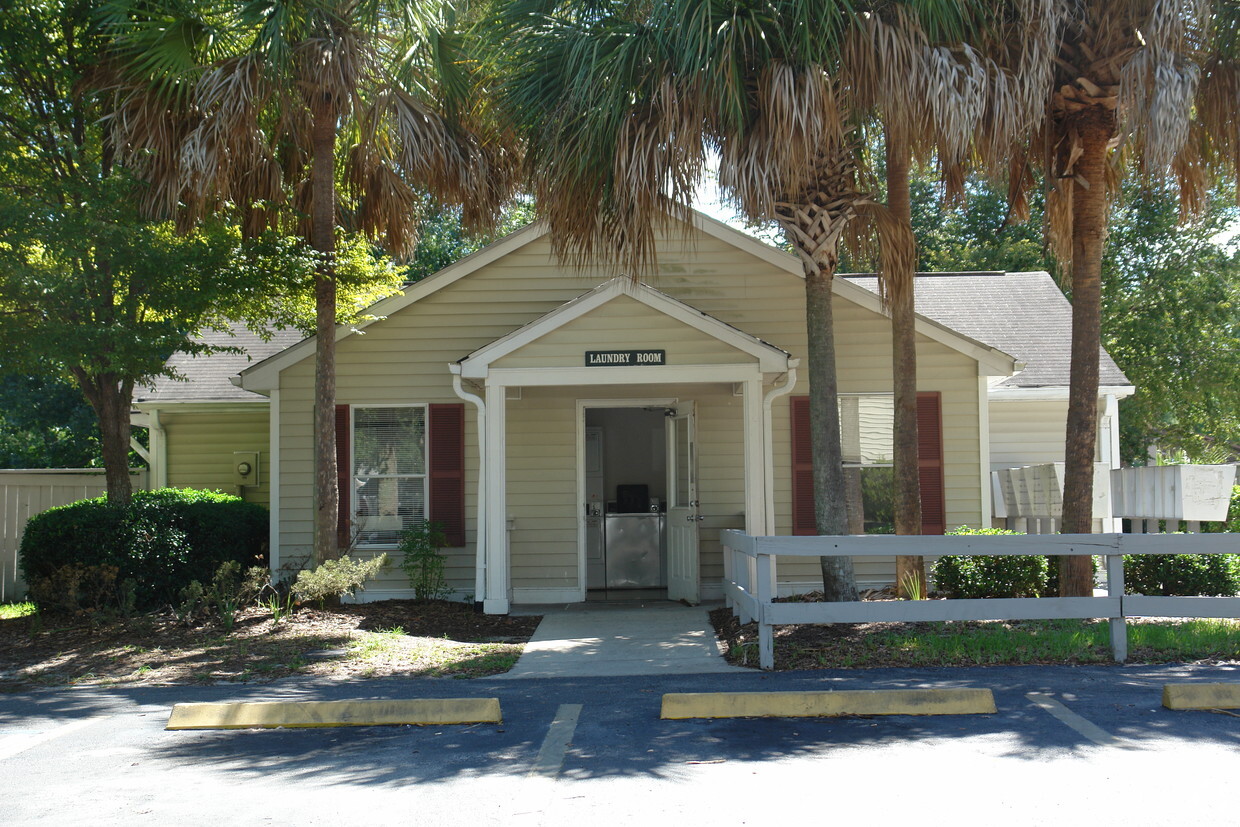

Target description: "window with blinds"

left=352, top=406, right=427, bottom=546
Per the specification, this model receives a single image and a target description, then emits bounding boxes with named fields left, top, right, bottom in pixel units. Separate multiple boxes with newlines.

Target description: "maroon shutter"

left=335, top=404, right=351, bottom=548
left=428, top=403, right=466, bottom=547
left=790, top=396, right=816, bottom=535
left=917, top=391, right=946, bottom=535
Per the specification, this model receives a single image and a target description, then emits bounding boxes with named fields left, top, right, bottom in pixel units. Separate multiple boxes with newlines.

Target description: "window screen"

left=353, top=406, right=427, bottom=546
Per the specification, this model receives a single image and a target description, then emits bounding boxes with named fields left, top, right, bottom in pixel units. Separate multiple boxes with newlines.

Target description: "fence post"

left=723, top=540, right=734, bottom=612
left=1107, top=552, right=1127, bottom=662
left=756, top=550, right=774, bottom=670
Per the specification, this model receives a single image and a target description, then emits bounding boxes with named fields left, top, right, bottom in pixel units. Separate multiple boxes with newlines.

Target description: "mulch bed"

left=0, top=600, right=541, bottom=691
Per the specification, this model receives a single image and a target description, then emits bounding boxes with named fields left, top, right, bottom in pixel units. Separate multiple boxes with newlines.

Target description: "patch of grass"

left=350, top=626, right=408, bottom=660
left=712, top=609, right=1240, bottom=670
left=0, top=602, right=37, bottom=620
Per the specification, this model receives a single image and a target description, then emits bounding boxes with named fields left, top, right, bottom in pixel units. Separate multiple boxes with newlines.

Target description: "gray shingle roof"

left=135, top=325, right=306, bottom=404
left=841, top=271, right=1130, bottom=389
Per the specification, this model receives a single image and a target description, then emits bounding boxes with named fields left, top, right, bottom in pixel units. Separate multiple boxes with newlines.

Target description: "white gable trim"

left=240, top=210, right=1016, bottom=390
left=456, top=276, right=793, bottom=379
left=691, top=213, right=1016, bottom=375
left=239, top=221, right=552, bottom=391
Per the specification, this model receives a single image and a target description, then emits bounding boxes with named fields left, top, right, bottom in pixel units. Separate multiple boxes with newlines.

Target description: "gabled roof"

left=136, top=324, right=305, bottom=404
left=842, top=271, right=1131, bottom=390
left=455, top=276, right=795, bottom=378
left=238, top=211, right=1016, bottom=391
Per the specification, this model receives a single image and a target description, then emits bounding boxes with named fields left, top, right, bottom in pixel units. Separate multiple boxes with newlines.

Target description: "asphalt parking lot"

left=4, top=663, right=1239, bottom=826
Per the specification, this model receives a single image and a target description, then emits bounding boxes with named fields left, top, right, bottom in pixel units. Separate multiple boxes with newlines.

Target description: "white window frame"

left=351, top=403, right=429, bottom=549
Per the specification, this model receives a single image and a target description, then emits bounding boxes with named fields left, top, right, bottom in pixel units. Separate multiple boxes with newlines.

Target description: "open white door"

left=666, top=402, right=700, bottom=603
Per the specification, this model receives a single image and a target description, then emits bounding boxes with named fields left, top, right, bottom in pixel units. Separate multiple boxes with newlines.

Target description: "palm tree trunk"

left=885, top=124, right=926, bottom=598
left=311, top=95, right=341, bottom=564
left=805, top=260, right=858, bottom=601
left=1059, top=108, right=1111, bottom=595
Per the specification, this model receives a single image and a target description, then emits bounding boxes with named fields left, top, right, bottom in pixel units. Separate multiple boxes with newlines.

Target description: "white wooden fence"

left=0, top=469, right=147, bottom=602
left=721, top=531, right=1240, bottom=670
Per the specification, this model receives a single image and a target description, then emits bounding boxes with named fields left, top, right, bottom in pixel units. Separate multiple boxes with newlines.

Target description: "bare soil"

left=0, top=601, right=541, bottom=691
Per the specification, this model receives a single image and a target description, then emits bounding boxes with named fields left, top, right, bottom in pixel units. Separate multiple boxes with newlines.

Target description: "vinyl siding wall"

left=160, top=408, right=272, bottom=506
left=274, top=226, right=989, bottom=597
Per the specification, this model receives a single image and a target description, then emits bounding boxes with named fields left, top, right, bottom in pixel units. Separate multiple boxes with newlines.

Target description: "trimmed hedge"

left=932, top=526, right=1050, bottom=599
left=20, top=488, right=268, bottom=609
left=1125, top=548, right=1240, bottom=596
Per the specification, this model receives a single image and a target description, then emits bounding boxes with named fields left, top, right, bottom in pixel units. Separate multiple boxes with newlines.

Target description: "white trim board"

left=456, top=276, right=792, bottom=378
left=239, top=210, right=1018, bottom=391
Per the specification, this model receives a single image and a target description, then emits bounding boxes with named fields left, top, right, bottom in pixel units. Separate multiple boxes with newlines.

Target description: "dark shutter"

left=917, top=391, right=946, bottom=535
left=790, top=396, right=816, bottom=535
left=335, top=404, right=351, bottom=548
left=791, top=393, right=947, bottom=536
left=428, top=403, right=466, bottom=547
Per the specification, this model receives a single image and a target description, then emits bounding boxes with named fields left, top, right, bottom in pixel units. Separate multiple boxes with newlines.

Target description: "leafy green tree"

left=1103, top=182, right=1240, bottom=462
left=406, top=199, right=536, bottom=282
left=103, top=0, right=518, bottom=562
left=0, top=376, right=103, bottom=468
left=908, top=167, right=1240, bottom=465
left=0, top=1, right=403, bottom=499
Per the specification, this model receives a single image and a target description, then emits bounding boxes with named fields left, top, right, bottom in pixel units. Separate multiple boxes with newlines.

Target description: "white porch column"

left=744, top=376, right=775, bottom=599
left=743, top=377, right=766, bottom=535
left=483, top=383, right=510, bottom=613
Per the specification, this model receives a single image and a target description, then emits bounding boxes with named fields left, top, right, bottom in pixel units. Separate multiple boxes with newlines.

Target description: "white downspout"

left=762, top=362, right=799, bottom=535
left=451, top=367, right=487, bottom=606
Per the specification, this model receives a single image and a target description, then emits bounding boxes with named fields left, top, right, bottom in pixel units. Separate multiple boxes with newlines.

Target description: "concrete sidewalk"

left=497, top=602, right=747, bottom=679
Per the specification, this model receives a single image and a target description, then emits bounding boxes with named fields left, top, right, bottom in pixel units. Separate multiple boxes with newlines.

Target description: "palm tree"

left=1002, top=1, right=1228, bottom=594
left=100, top=0, right=517, bottom=563
left=843, top=1, right=1060, bottom=595
left=496, top=0, right=916, bottom=600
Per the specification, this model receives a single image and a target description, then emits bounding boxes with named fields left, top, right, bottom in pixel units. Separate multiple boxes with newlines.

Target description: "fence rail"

left=721, top=530, right=1240, bottom=670
left=0, top=469, right=147, bottom=602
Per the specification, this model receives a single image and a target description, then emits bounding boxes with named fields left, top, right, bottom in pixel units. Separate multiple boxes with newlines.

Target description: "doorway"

left=578, top=399, right=700, bottom=602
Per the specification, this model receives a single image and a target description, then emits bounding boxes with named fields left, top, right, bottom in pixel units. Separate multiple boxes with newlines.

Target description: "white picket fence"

left=721, top=530, right=1240, bottom=670
left=0, top=469, right=148, bottom=602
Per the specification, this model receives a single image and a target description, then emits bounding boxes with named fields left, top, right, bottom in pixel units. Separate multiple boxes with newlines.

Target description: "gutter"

left=450, top=365, right=487, bottom=608
left=762, top=361, right=800, bottom=534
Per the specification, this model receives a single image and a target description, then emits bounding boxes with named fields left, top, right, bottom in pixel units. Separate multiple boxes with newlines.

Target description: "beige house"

left=134, top=211, right=1132, bottom=612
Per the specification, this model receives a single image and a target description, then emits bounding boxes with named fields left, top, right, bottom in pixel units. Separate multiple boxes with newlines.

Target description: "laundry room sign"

left=584, top=350, right=666, bottom=366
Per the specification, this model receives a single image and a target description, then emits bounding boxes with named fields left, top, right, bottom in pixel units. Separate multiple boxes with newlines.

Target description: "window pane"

left=860, top=467, right=895, bottom=534
left=839, top=395, right=894, bottom=466
left=353, top=476, right=427, bottom=545
left=354, top=407, right=425, bottom=475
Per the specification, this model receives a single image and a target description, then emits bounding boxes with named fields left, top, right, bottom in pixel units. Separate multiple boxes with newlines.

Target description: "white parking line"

left=0, top=716, right=108, bottom=761
left=1026, top=693, right=1121, bottom=747
left=530, top=704, right=582, bottom=778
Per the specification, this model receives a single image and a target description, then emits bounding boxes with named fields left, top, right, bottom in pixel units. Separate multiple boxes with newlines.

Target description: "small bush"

left=932, top=526, right=1049, bottom=598
left=398, top=520, right=451, bottom=601
left=27, top=564, right=137, bottom=619
left=20, top=488, right=268, bottom=610
left=292, top=554, right=388, bottom=606
left=175, top=562, right=270, bottom=628
left=1125, top=548, right=1240, bottom=596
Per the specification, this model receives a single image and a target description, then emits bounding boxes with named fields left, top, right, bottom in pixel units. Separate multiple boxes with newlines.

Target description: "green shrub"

left=1124, top=549, right=1240, bottom=596
left=932, top=526, right=1049, bottom=598
left=398, top=520, right=451, bottom=601
left=1202, top=486, right=1240, bottom=534
left=20, top=488, right=268, bottom=610
left=27, top=563, right=137, bottom=619
left=292, top=554, right=388, bottom=607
